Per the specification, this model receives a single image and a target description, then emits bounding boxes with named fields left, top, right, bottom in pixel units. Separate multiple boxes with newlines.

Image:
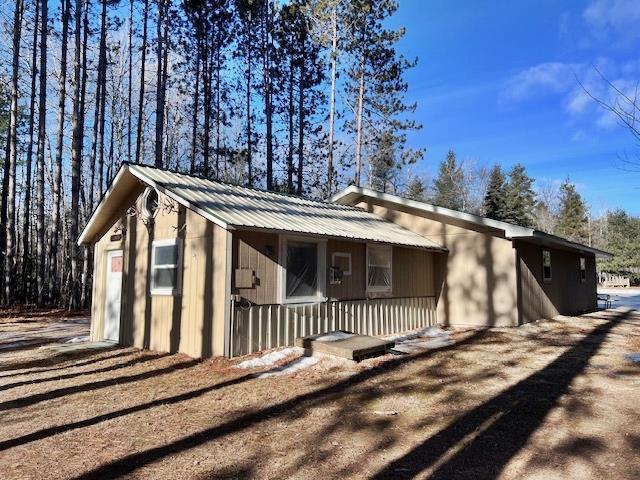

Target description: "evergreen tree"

left=483, top=164, right=507, bottom=220
left=405, top=176, right=426, bottom=201
left=599, top=210, right=640, bottom=273
left=432, top=150, right=464, bottom=210
left=555, top=180, right=588, bottom=243
left=503, top=163, right=536, bottom=227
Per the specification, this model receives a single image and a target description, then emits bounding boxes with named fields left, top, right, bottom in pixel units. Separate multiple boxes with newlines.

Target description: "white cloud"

left=501, top=59, right=640, bottom=132
left=583, top=0, right=640, bottom=36
left=500, top=62, right=580, bottom=103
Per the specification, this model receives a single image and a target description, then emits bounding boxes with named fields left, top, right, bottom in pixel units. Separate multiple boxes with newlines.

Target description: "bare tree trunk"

left=36, top=0, right=48, bottom=306
left=154, top=0, right=166, bottom=168
left=245, top=12, right=252, bottom=186
left=135, top=0, right=149, bottom=164
left=127, top=0, right=134, bottom=162
left=202, top=40, right=211, bottom=176
left=190, top=45, right=200, bottom=174
left=297, top=49, right=305, bottom=196
left=22, top=0, right=40, bottom=303
left=97, top=0, right=108, bottom=194
left=49, top=0, right=71, bottom=304
left=354, top=65, right=365, bottom=187
left=215, top=44, right=222, bottom=178
left=327, top=5, right=337, bottom=195
left=4, top=0, right=24, bottom=305
left=80, top=0, right=91, bottom=308
left=263, top=1, right=273, bottom=190
left=287, top=57, right=294, bottom=193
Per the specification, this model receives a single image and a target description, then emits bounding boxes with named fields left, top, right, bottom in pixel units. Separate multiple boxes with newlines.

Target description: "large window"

left=151, top=238, right=182, bottom=295
left=367, top=244, right=392, bottom=293
left=280, top=238, right=326, bottom=303
left=542, top=249, right=552, bottom=282
left=579, top=257, right=587, bottom=283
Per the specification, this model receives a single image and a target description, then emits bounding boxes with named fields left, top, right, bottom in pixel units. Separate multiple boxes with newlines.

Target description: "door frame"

left=103, top=248, right=124, bottom=342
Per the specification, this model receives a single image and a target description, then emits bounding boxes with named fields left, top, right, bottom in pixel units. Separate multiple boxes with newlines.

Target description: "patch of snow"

left=257, top=355, right=320, bottom=378
left=235, top=347, right=304, bottom=369
left=65, top=336, right=90, bottom=343
left=384, top=326, right=449, bottom=343
left=314, top=331, right=355, bottom=342
left=598, top=288, right=640, bottom=310
left=625, top=353, right=640, bottom=364
left=392, top=336, right=455, bottom=354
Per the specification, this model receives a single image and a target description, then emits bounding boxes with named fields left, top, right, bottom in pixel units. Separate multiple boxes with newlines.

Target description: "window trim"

left=331, top=252, right=352, bottom=276
left=542, top=249, right=552, bottom=283
left=141, top=187, right=160, bottom=220
left=579, top=256, right=587, bottom=283
left=150, top=238, right=182, bottom=296
left=366, top=244, right=393, bottom=294
left=278, top=235, right=327, bottom=304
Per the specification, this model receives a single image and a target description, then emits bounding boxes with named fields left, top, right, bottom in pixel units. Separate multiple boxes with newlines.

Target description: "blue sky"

left=390, top=0, right=640, bottom=214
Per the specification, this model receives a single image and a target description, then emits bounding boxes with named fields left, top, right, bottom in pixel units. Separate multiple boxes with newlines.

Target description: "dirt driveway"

left=1, top=309, right=639, bottom=479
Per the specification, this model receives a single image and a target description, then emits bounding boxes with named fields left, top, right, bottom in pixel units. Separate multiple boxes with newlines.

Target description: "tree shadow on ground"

left=0, top=352, right=168, bottom=392
left=370, top=311, right=627, bottom=479
left=69, top=332, right=485, bottom=480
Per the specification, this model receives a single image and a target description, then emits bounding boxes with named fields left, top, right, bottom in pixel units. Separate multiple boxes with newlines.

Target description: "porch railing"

left=230, top=296, right=437, bottom=357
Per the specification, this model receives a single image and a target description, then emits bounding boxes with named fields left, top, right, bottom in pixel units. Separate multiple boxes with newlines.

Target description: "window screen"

left=151, top=240, right=180, bottom=294
left=367, top=245, right=392, bottom=292
left=286, top=241, right=318, bottom=298
left=579, top=257, right=586, bottom=282
left=542, top=249, right=552, bottom=281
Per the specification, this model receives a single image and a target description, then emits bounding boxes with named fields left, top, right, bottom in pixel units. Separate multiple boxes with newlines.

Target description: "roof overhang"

left=78, top=164, right=233, bottom=246
left=330, top=185, right=613, bottom=259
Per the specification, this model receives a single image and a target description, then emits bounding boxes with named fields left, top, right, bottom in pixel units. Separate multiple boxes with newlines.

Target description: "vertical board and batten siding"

left=517, top=241, right=597, bottom=324
left=233, top=231, right=437, bottom=304
left=230, top=296, right=437, bottom=357
left=91, top=188, right=229, bottom=358
left=359, top=200, right=520, bottom=327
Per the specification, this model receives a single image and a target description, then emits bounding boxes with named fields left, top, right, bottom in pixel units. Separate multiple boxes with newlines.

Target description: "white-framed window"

left=331, top=252, right=352, bottom=276
left=579, top=257, right=586, bottom=283
left=150, top=238, right=182, bottom=295
left=141, top=187, right=159, bottom=220
left=542, top=249, right=552, bottom=282
left=367, top=244, right=392, bottom=293
left=279, top=236, right=327, bottom=304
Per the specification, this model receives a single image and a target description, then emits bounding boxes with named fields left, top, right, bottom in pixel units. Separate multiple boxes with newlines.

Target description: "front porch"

left=230, top=295, right=437, bottom=357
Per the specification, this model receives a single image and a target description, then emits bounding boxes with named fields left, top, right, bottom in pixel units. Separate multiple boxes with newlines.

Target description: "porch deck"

left=295, top=331, right=395, bottom=360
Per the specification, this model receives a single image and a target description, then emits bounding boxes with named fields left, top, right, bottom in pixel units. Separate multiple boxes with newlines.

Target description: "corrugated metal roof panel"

left=128, top=164, right=444, bottom=251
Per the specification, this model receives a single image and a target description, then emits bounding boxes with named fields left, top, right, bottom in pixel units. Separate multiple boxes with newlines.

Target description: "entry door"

left=103, top=250, right=123, bottom=342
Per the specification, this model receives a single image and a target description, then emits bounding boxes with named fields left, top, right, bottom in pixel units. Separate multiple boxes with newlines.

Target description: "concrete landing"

left=46, top=341, right=117, bottom=353
left=295, top=331, right=395, bottom=361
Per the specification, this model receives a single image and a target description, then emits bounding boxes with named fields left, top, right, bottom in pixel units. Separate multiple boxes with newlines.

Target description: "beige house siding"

left=232, top=231, right=436, bottom=305
left=90, top=188, right=230, bottom=358
left=517, top=241, right=597, bottom=323
left=357, top=200, right=520, bottom=327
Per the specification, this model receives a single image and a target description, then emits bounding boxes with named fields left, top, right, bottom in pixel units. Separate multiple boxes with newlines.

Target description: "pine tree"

left=483, top=165, right=507, bottom=220
left=432, top=150, right=464, bottom=210
left=405, top=176, right=426, bottom=201
left=555, top=180, right=588, bottom=243
left=503, top=163, right=536, bottom=227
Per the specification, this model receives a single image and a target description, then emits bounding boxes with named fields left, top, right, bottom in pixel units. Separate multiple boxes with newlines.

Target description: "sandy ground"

left=1, top=308, right=639, bottom=479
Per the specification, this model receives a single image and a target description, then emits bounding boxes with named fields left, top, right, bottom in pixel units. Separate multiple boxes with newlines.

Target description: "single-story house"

left=78, top=164, right=448, bottom=358
left=330, top=186, right=612, bottom=327
left=79, top=164, right=611, bottom=359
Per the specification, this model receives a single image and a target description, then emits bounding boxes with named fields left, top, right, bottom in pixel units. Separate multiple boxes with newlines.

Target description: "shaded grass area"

left=1, top=310, right=639, bottom=480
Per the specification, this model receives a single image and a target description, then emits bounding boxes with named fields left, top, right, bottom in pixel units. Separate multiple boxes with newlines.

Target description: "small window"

left=579, top=257, right=586, bottom=283
left=331, top=252, right=352, bottom=276
left=542, top=249, right=552, bottom=282
left=151, top=239, right=181, bottom=295
left=281, top=237, right=326, bottom=303
left=367, top=245, right=392, bottom=293
left=142, top=187, right=159, bottom=219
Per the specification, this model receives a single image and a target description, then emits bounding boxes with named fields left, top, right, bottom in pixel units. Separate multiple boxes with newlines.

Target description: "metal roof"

left=331, top=185, right=613, bottom=258
left=78, top=164, right=446, bottom=251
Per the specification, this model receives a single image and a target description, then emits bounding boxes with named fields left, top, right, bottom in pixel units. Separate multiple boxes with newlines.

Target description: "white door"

left=103, top=250, right=123, bottom=342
